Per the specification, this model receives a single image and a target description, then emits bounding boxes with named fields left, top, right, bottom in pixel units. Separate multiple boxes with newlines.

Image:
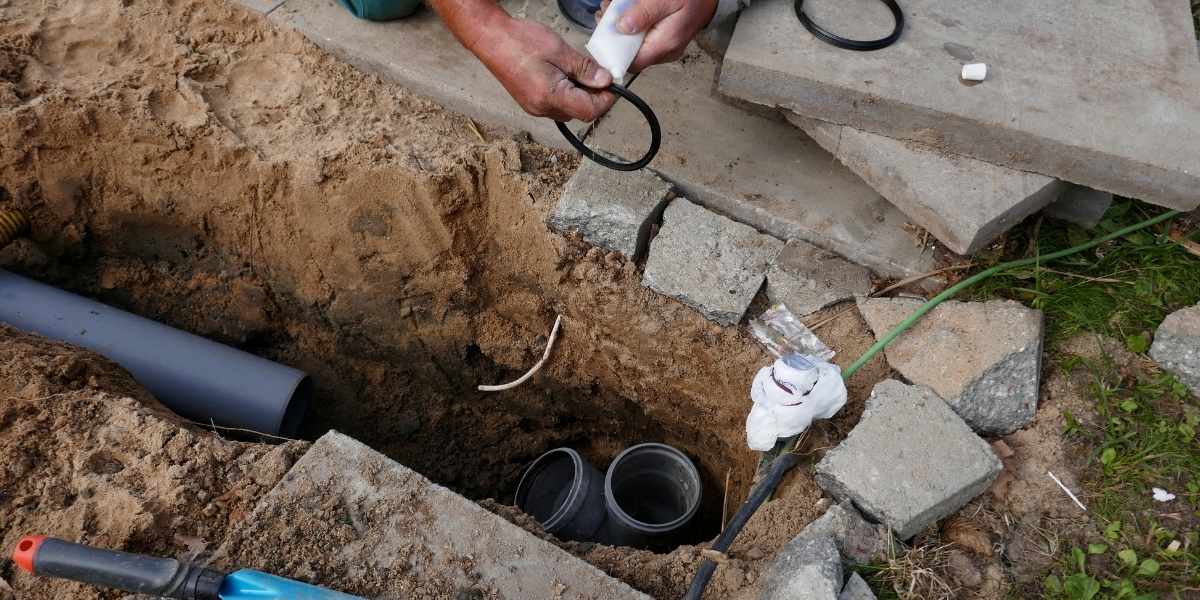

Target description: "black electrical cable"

left=556, top=82, right=661, bottom=172
left=795, top=0, right=904, bottom=51
left=682, top=452, right=801, bottom=600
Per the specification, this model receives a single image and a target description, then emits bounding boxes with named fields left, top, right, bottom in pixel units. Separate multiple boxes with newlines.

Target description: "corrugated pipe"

left=0, top=210, right=29, bottom=248
left=0, top=270, right=312, bottom=437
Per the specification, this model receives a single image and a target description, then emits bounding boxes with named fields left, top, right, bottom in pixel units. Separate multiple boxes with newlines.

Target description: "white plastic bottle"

left=585, top=0, right=646, bottom=84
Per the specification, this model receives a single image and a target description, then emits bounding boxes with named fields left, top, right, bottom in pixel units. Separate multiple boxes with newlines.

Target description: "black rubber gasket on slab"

left=795, top=0, right=904, bottom=51
left=556, top=83, right=661, bottom=172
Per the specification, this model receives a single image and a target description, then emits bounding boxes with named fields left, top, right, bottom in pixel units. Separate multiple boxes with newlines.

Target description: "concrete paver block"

left=839, top=573, right=876, bottom=600
left=787, top=114, right=1066, bottom=255
left=1044, top=185, right=1114, bottom=229
left=215, top=432, right=649, bottom=600
left=547, top=160, right=673, bottom=260
left=857, top=297, right=1044, bottom=434
left=766, top=239, right=873, bottom=318
left=760, top=534, right=843, bottom=600
left=269, top=0, right=938, bottom=279
left=644, top=199, right=783, bottom=325
left=815, top=380, right=1002, bottom=540
left=721, top=0, right=1200, bottom=211
left=1151, top=304, right=1200, bottom=397
left=800, top=501, right=891, bottom=566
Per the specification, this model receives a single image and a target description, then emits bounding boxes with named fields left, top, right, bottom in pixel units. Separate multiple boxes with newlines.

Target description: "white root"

left=478, top=315, right=563, bottom=392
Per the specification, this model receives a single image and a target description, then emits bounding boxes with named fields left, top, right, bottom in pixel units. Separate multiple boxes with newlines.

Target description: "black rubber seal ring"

left=795, top=0, right=904, bottom=51
left=556, top=83, right=661, bottom=172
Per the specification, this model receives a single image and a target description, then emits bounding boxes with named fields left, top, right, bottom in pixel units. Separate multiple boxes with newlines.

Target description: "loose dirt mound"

left=0, top=326, right=308, bottom=600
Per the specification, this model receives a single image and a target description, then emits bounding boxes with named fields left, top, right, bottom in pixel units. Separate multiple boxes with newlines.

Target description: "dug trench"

left=0, top=1, right=892, bottom=598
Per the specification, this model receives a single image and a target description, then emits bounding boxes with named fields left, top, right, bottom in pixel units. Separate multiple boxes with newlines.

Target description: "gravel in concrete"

left=766, top=239, right=873, bottom=317
left=547, top=160, right=673, bottom=260
left=760, top=533, right=843, bottom=600
left=215, top=432, right=649, bottom=600
left=815, top=380, right=1002, bottom=540
left=1043, top=185, right=1114, bottom=229
left=857, top=297, right=1044, bottom=434
left=721, top=0, right=1200, bottom=210
left=1151, top=304, right=1200, bottom=397
left=839, top=572, right=876, bottom=600
left=800, top=501, right=892, bottom=566
left=787, top=113, right=1066, bottom=255
left=643, top=199, right=784, bottom=325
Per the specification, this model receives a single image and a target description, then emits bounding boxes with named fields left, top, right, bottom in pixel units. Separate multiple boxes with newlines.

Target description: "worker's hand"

left=476, top=17, right=617, bottom=122
left=602, top=0, right=717, bottom=72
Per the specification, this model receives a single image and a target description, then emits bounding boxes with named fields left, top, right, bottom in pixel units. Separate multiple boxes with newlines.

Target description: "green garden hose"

left=684, top=208, right=1183, bottom=600
left=840, top=208, right=1181, bottom=379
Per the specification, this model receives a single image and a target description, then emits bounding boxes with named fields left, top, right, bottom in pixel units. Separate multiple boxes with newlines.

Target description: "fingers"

left=617, top=0, right=682, bottom=34
left=548, top=78, right=617, bottom=122
left=629, top=24, right=688, bottom=72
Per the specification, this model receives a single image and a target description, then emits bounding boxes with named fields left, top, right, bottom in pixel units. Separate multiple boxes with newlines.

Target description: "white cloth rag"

left=745, top=355, right=847, bottom=451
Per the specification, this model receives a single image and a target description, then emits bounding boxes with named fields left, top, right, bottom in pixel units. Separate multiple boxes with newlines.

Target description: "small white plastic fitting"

left=961, top=63, right=988, bottom=82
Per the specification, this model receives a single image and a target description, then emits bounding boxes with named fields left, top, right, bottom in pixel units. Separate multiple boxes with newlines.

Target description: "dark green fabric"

left=338, top=0, right=422, bottom=20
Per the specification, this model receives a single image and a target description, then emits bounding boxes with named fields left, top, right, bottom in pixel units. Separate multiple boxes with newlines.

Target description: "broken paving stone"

left=815, top=380, right=1002, bottom=540
left=799, top=501, right=891, bottom=566
left=766, top=239, right=873, bottom=318
left=1043, top=185, right=1114, bottom=229
left=1150, top=303, right=1200, bottom=397
left=643, top=198, right=784, bottom=326
left=760, top=534, right=843, bottom=600
left=857, top=297, right=1044, bottom=435
left=839, top=572, right=876, bottom=600
left=787, top=113, right=1066, bottom=255
left=214, top=432, right=649, bottom=600
left=547, top=158, right=673, bottom=260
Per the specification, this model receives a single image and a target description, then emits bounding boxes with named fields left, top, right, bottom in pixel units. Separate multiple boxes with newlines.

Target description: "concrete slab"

left=721, top=0, right=1200, bottom=210
left=643, top=198, right=784, bottom=326
left=547, top=159, right=673, bottom=260
left=858, top=297, right=1043, bottom=435
left=268, top=0, right=939, bottom=278
left=760, top=534, right=843, bottom=600
left=1151, top=303, right=1200, bottom=397
left=840, top=573, right=876, bottom=600
left=815, top=380, right=1002, bottom=540
left=1044, top=185, right=1114, bottom=229
left=766, top=239, right=873, bottom=318
left=787, top=113, right=1067, bottom=255
left=215, top=432, right=650, bottom=600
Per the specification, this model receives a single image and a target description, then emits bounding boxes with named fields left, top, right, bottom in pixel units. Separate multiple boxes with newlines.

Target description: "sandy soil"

left=0, top=326, right=309, bottom=599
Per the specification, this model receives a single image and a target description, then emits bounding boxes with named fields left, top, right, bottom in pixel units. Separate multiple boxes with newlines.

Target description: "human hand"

left=601, top=0, right=717, bottom=73
left=475, top=17, right=617, bottom=122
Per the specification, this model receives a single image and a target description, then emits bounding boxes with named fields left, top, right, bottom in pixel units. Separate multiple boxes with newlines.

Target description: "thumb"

left=553, top=46, right=613, bottom=89
left=617, top=0, right=678, bottom=34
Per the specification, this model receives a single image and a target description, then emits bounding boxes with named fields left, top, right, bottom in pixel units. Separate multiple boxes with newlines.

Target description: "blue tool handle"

left=221, top=569, right=366, bottom=600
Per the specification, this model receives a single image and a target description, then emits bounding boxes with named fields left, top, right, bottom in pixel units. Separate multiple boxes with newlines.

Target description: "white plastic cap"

left=961, top=63, right=988, bottom=82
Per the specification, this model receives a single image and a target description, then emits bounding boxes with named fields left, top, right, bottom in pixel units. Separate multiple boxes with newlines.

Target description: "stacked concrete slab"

left=722, top=0, right=1200, bottom=254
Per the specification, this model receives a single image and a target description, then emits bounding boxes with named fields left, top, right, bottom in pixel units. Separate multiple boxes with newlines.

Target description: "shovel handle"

left=11, top=536, right=224, bottom=600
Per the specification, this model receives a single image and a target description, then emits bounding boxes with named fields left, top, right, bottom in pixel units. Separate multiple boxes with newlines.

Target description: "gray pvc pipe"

left=0, top=270, right=311, bottom=437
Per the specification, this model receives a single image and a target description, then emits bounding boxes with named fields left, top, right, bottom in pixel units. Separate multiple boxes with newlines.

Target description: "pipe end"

left=12, top=535, right=47, bottom=574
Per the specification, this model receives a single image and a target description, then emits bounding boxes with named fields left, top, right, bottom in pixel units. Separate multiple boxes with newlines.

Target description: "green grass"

left=969, top=200, right=1200, bottom=599
left=967, top=201, right=1200, bottom=348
